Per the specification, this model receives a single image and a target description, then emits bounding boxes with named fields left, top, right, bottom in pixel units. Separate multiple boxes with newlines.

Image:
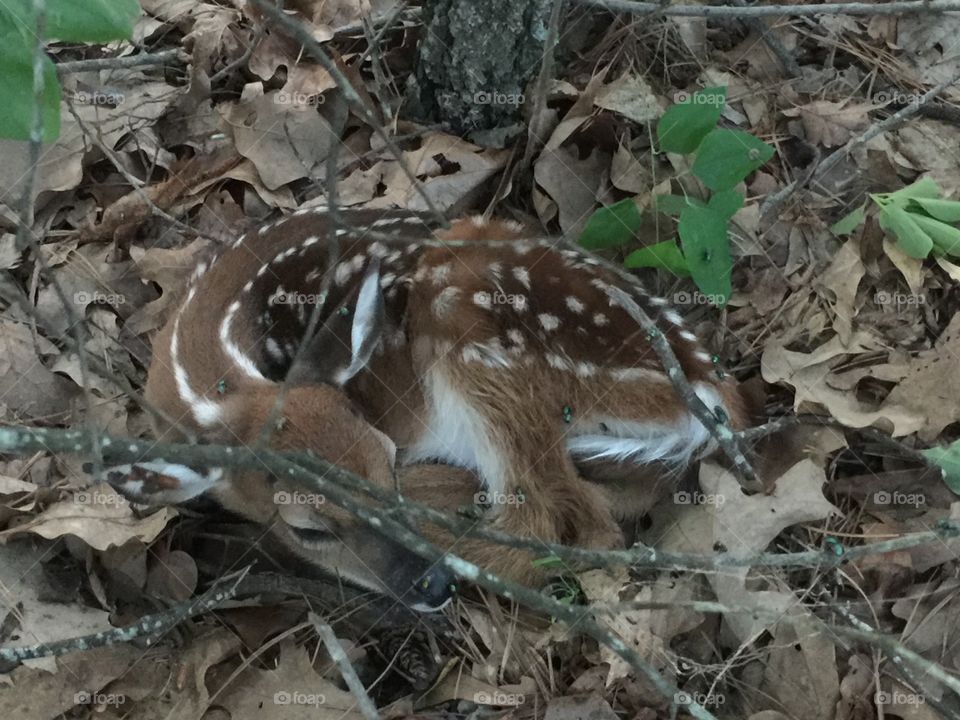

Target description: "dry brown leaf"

left=0, top=320, right=80, bottom=422
left=783, top=101, right=872, bottom=147
left=223, top=89, right=336, bottom=190
left=0, top=484, right=175, bottom=550
left=817, top=235, right=864, bottom=344
left=534, top=146, right=607, bottom=236
left=594, top=74, right=662, bottom=125
left=544, top=694, right=619, bottom=720
left=218, top=640, right=365, bottom=719
left=127, top=239, right=213, bottom=336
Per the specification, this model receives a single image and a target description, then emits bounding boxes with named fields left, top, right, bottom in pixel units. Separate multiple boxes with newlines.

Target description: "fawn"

left=108, top=207, right=746, bottom=607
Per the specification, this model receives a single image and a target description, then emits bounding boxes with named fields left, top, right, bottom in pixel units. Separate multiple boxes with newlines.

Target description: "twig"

left=0, top=569, right=247, bottom=672
left=604, top=286, right=761, bottom=490
left=1, top=428, right=957, bottom=573
left=311, top=614, right=380, bottom=720
left=248, top=0, right=448, bottom=228
left=55, top=49, right=188, bottom=75
left=521, top=0, right=565, bottom=168
left=575, top=0, right=960, bottom=17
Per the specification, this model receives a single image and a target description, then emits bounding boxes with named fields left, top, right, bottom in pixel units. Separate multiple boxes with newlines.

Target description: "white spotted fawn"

left=107, top=208, right=747, bottom=609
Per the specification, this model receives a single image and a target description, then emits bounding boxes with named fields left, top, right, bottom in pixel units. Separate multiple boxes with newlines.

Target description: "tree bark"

left=408, top=0, right=552, bottom=135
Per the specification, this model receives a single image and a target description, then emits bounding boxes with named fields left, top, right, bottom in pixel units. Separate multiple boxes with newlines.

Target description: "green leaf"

left=885, top=176, right=941, bottom=205
left=0, top=31, right=60, bottom=142
left=922, top=442, right=960, bottom=495
left=878, top=204, right=934, bottom=258
left=656, top=86, right=727, bottom=154
left=831, top=205, right=865, bottom=236
left=708, top=189, right=744, bottom=220
left=910, top=197, right=960, bottom=223
left=655, top=194, right=707, bottom=216
left=0, top=0, right=140, bottom=42
left=624, top=240, right=691, bottom=276
left=692, top=129, right=775, bottom=192
left=678, top=205, right=732, bottom=305
left=908, top=213, right=960, bottom=256
left=579, top=198, right=643, bottom=250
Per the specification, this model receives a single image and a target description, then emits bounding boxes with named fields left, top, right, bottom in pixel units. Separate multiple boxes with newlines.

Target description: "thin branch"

left=311, top=614, right=380, bottom=720
left=604, top=286, right=761, bottom=490
left=730, top=0, right=801, bottom=78
left=576, top=0, right=960, bottom=17
left=0, top=569, right=247, bottom=672
left=55, top=49, right=188, bottom=75
left=1, top=428, right=957, bottom=574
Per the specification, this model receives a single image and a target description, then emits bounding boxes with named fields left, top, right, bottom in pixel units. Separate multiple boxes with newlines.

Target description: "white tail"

left=110, top=208, right=747, bottom=599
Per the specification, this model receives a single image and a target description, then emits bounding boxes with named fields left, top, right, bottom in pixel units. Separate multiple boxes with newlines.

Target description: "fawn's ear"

left=102, top=461, right=223, bottom=505
left=335, top=257, right=386, bottom=385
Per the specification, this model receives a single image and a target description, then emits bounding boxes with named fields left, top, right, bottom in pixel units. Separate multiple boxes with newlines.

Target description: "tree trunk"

left=408, top=0, right=551, bottom=136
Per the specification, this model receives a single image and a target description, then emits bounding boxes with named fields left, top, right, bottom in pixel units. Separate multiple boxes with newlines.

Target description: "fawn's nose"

left=407, top=564, right=457, bottom=612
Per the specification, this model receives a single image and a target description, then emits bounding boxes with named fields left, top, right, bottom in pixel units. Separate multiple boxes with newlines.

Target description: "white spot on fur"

left=431, top=263, right=452, bottom=285
left=696, top=351, right=713, bottom=363
left=512, top=266, right=530, bottom=288
left=649, top=296, right=668, bottom=306
left=593, top=312, right=609, bottom=326
left=663, top=310, right=683, bottom=326
left=679, top=329, right=697, bottom=341
left=538, top=313, right=560, bottom=331
left=265, top=337, right=285, bottom=361
left=432, top=287, right=460, bottom=319
left=566, top=296, right=585, bottom=314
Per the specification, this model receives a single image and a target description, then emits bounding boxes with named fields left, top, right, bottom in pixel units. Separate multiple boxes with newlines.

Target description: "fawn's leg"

left=409, top=359, right=624, bottom=551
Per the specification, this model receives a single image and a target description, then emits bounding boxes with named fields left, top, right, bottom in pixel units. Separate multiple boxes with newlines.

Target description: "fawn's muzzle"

left=405, top=563, right=457, bottom=612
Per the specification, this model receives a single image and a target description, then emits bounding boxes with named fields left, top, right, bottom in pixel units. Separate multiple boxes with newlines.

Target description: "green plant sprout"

left=832, top=176, right=960, bottom=259
left=0, top=0, right=140, bottom=142
left=579, top=86, right=775, bottom=307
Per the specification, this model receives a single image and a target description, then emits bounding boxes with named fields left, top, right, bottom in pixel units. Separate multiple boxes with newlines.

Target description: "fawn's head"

left=108, top=253, right=457, bottom=611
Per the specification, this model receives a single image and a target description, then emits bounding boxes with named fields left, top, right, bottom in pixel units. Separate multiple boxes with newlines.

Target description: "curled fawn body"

left=111, top=207, right=746, bottom=605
